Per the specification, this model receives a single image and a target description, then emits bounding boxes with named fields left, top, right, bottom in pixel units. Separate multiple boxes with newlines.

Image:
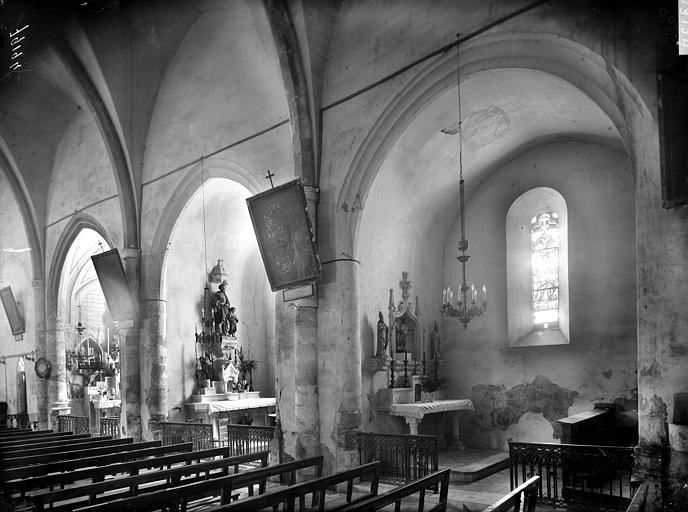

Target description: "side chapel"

left=0, top=0, right=686, bottom=510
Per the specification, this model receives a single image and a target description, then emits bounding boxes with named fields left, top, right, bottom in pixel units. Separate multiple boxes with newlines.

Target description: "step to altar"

left=438, top=449, right=510, bottom=483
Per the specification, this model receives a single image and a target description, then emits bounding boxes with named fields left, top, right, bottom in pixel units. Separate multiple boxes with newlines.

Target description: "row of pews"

left=0, top=424, right=542, bottom=511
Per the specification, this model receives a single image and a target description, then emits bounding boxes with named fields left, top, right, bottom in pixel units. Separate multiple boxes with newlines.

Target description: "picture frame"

left=246, top=179, right=321, bottom=292
left=0, top=286, right=25, bottom=337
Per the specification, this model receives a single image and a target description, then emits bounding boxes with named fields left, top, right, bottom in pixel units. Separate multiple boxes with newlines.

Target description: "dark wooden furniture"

left=483, top=475, right=539, bottom=512
left=338, top=468, right=450, bottom=512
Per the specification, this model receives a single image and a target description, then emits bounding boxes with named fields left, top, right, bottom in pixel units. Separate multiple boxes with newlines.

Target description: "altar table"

left=390, top=399, right=474, bottom=448
left=186, top=397, right=276, bottom=441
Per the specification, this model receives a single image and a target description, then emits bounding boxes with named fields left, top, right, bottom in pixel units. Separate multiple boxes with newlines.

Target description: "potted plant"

left=238, top=354, right=258, bottom=392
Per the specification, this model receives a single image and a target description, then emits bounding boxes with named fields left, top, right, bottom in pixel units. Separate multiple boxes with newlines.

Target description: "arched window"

left=506, top=188, right=569, bottom=347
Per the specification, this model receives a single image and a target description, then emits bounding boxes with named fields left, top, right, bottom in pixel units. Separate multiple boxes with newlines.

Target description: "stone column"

left=317, top=257, right=362, bottom=475
left=140, top=298, right=168, bottom=440
left=120, top=247, right=142, bottom=440
left=275, top=186, right=321, bottom=464
left=32, top=279, right=48, bottom=429
left=45, top=295, right=68, bottom=428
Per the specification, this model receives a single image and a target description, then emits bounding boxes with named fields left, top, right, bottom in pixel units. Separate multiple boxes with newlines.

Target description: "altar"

left=389, top=399, right=474, bottom=448
left=185, top=391, right=276, bottom=441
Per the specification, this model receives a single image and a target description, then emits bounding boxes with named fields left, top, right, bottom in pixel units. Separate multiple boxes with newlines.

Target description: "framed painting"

left=0, top=286, right=25, bottom=337
left=246, top=179, right=321, bottom=292
left=91, top=249, right=139, bottom=321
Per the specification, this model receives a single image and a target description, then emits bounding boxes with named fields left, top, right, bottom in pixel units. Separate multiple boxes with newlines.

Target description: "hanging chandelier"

left=441, top=34, right=487, bottom=329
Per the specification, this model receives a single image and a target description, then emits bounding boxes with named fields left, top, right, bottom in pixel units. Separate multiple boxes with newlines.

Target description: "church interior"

left=0, top=0, right=686, bottom=510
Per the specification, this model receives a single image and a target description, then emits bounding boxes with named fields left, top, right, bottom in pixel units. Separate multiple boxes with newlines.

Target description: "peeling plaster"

left=471, top=375, right=578, bottom=439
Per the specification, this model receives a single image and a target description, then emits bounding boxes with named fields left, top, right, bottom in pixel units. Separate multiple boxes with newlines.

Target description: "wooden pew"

left=6, top=442, right=199, bottom=499
left=4, top=437, right=136, bottom=467
left=0, top=433, right=92, bottom=449
left=626, top=482, right=648, bottom=512
left=210, top=461, right=382, bottom=512
left=3, top=436, right=116, bottom=457
left=30, top=450, right=270, bottom=512
left=0, top=428, right=33, bottom=437
left=0, top=430, right=65, bottom=441
left=2, top=440, right=166, bottom=480
left=72, top=455, right=325, bottom=512
left=482, top=476, right=540, bottom=512
left=338, top=469, right=451, bottom=512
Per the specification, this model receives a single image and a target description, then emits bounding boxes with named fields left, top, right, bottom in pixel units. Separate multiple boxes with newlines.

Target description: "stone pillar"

left=45, top=296, right=68, bottom=423
left=635, top=127, right=688, bottom=510
left=275, top=186, right=321, bottom=464
left=120, top=247, right=142, bottom=440
left=32, top=279, right=48, bottom=429
left=140, top=298, right=168, bottom=440
left=317, top=257, right=362, bottom=474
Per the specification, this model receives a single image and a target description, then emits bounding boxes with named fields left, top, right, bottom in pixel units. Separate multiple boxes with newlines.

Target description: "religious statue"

left=397, top=321, right=409, bottom=352
left=211, top=280, right=235, bottom=336
left=376, top=311, right=389, bottom=357
left=430, top=321, right=441, bottom=359
left=227, top=307, right=238, bottom=337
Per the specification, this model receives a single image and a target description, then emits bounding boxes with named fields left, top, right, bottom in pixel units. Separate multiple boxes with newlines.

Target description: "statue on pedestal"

left=376, top=311, right=389, bottom=357
left=211, top=280, right=236, bottom=336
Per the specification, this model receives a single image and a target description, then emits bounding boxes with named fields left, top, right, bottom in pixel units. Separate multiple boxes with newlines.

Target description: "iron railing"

left=57, top=415, right=89, bottom=434
left=509, top=441, right=635, bottom=511
left=0, top=413, right=29, bottom=429
left=356, top=431, right=438, bottom=484
left=100, top=417, right=120, bottom=438
left=226, top=424, right=274, bottom=457
left=160, top=421, right=213, bottom=451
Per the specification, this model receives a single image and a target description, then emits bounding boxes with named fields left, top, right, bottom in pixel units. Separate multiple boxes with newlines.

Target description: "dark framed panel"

left=91, top=249, right=138, bottom=321
left=246, top=179, right=321, bottom=292
left=0, top=286, right=25, bottom=337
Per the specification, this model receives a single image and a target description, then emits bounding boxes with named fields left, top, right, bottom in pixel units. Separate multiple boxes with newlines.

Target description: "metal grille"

left=57, top=415, right=90, bottom=434
left=100, top=417, right=120, bottom=438
left=0, top=413, right=29, bottom=429
left=509, top=441, right=634, bottom=511
left=160, top=421, right=213, bottom=451
left=226, top=424, right=274, bottom=459
left=356, top=431, right=438, bottom=484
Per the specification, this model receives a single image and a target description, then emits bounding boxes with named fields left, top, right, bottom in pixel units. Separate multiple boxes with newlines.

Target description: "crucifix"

left=97, top=241, right=105, bottom=253
left=265, top=170, right=275, bottom=188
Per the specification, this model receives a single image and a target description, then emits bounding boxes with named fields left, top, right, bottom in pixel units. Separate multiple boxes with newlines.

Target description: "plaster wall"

left=443, top=141, right=637, bottom=449
left=0, top=170, right=37, bottom=417
left=164, top=178, right=275, bottom=420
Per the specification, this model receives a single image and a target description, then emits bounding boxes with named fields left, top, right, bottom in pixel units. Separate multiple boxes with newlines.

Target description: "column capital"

left=121, top=247, right=141, bottom=260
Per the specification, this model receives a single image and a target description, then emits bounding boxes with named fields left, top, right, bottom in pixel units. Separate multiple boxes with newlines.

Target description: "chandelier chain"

left=200, top=157, right=209, bottom=277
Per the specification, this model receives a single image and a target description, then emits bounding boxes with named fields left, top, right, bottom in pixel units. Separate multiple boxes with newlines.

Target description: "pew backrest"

left=339, top=468, right=451, bottom=512
left=4, top=437, right=136, bottom=467
left=3, top=440, right=166, bottom=480
left=626, top=482, right=648, bottom=512
left=30, top=450, right=270, bottom=512
left=3, top=436, right=119, bottom=458
left=0, top=433, right=91, bottom=449
left=215, top=461, right=382, bottom=512
left=72, top=455, right=325, bottom=512
left=6, top=442, right=200, bottom=497
left=483, top=475, right=540, bottom=512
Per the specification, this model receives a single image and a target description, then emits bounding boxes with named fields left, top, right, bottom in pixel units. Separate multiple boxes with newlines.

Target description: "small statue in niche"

left=212, top=280, right=235, bottom=336
left=397, top=321, right=409, bottom=352
left=376, top=311, right=389, bottom=357
left=430, top=321, right=441, bottom=359
left=227, top=307, right=239, bottom=337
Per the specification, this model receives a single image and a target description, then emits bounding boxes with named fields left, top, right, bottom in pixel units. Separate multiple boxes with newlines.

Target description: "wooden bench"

left=338, top=469, right=451, bottom=512
left=482, top=475, right=539, bottom=512
left=2, top=440, right=170, bottom=480
left=0, top=430, right=65, bottom=441
left=210, top=461, right=382, bottom=512
left=30, top=450, right=270, bottom=512
left=0, top=433, right=92, bottom=449
left=3, top=436, right=118, bottom=458
left=626, top=482, right=648, bottom=512
left=4, top=437, right=137, bottom=467
left=72, top=455, right=325, bottom=512
left=6, top=442, right=200, bottom=499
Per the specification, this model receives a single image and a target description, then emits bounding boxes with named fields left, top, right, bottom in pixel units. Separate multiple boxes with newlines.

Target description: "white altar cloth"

left=207, top=397, right=276, bottom=413
left=389, top=399, right=474, bottom=446
left=389, top=399, right=474, bottom=420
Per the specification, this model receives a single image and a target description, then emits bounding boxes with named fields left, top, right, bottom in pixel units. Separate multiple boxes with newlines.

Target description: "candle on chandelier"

left=449, top=289, right=454, bottom=305
left=471, top=283, right=476, bottom=302
left=482, top=284, right=487, bottom=303
left=442, top=289, right=447, bottom=304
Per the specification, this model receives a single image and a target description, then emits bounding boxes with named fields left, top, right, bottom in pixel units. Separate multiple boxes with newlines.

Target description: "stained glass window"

left=531, top=212, right=559, bottom=329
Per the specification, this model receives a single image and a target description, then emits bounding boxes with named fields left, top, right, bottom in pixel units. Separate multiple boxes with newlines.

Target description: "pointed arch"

left=0, top=142, right=44, bottom=281
left=49, top=39, right=139, bottom=250
left=337, top=32, right=652, bottom=252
